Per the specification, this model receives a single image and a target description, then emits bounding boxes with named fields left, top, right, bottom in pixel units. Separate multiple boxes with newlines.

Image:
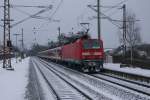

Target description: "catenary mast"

left=3, top=0, right=13, bottom=69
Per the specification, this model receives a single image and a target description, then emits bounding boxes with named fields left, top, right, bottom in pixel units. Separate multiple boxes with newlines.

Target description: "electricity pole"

left=58, top=27, right=61, bottom=45
left=33, top=27, right=37, bottom=45
left=87, top=1, right=101, bottom=39
left=18, top=28, right=24, bottom=60
left=122, top=4, right=126, bottom=58
left=21, top=28, right=24, bottom=59
left=97, top=0, right=101, bottom=40
left=13, top=33, right=20, bottom=63
left=3, top=0, right=13, bottom=69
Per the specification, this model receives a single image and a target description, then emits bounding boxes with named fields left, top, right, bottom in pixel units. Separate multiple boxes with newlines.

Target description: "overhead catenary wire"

left=88, top=5, right=122, bottom=29
left=13, top=7, right=57, bottom=21
left=92, top=0, right=129, bottom=18
left=39, top=0, right=63, bottom=29
left=10, top=5, right=53, bottom=28
left=10, top=4, right=52, bottom=8
left=0, top=4, right=53, bottom=28
left=49, top=0, right=63, bottom=19
left=104, top=0, right=129, bottom=13
left=101, top=13, right=122, bottom=29
left=79, top=0, right=129, bottom=31
left=0, top=4, right=52, bottom=8
left=12, top=5, right=54, bottom=21
left=107, top=8, right=121, bottom=17
left=100, top=5, right=122, bottom=8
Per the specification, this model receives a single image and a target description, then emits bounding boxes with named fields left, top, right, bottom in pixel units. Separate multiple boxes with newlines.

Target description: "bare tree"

left=126, top=12, right=141, bottom=65
left=126, top=12, right=141, bottom=47
left=118, top=11, right=142, bottom=65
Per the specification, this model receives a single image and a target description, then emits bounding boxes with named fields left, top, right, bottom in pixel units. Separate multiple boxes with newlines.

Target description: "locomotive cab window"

left=83, top=40, right=101, bottom=49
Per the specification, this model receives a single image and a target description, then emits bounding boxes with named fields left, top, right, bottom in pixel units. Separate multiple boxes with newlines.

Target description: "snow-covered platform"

left=104, top=63, right=150, bottom=78
left=0, top=58, right=29, bottom=100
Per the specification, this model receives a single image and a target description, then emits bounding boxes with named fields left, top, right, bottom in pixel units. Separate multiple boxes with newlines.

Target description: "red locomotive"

left=39, top=34, right=104, bottom=72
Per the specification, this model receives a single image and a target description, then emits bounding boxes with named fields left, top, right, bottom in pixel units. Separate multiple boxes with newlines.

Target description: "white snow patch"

left=104, top=63, right=150, bottom=77
left=0, top=57, right=30, bottom=100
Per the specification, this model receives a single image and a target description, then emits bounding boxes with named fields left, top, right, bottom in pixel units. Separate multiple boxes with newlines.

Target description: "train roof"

left=38, top=46, right=61, bottom=54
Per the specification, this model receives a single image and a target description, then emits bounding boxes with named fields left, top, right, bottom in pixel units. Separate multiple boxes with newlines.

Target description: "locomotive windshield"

left=83, top=40, right=101, bottom=49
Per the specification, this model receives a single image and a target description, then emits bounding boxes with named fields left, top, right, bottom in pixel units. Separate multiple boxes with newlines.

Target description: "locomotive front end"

left=81, top=39, right=104, bottom=72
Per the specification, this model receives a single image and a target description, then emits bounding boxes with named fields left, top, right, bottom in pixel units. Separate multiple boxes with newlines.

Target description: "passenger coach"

left=39, top=36, right=104, bottom=72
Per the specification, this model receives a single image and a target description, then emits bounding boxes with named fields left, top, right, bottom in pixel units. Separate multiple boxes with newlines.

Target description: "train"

left=38, top=34, right=104, bottom=72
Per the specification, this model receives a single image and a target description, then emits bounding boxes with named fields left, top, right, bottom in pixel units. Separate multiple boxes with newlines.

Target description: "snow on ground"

left=104, top=63, right=150, bottom=77
left=0, top=57, right=29, bottom=100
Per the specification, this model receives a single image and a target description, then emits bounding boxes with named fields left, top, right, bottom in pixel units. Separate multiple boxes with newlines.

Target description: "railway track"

left=38, top=57, right=150, bottom=100
left=40, top=57, right=150, bottom=95
left=92, top=74, right=150, bottom=96
left=97, top=73, right=150, bottom=88
left=32, top=58, right=92, bottom=100
left=31, top=59, right=60, bottom=100
left=35, top=57, right=112, bottom=100
left=104, top=69, right=150, bottom=83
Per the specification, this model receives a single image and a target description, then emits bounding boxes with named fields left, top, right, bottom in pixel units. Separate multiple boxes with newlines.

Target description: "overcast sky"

left=0, top=0, right=150, bottom=49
